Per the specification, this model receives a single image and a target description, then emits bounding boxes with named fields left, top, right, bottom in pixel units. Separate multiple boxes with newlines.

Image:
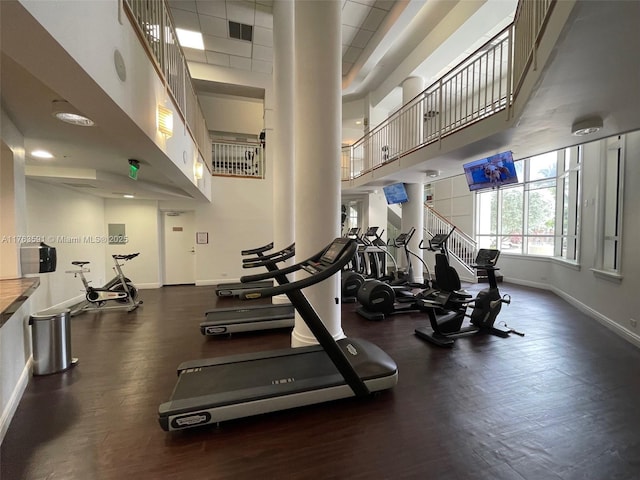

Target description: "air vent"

left=229, top=21, right=253, bottom=42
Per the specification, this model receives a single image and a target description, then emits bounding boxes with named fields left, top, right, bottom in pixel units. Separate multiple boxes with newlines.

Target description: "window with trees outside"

left=475, top=147, right=581, bottom=259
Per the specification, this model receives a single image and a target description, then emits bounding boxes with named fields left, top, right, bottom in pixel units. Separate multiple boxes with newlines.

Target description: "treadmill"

left=201, top=243, right=296, bottom=336
left=159, top=237, right=398, bottom=431
left=214, top=242, right=275, bottom=297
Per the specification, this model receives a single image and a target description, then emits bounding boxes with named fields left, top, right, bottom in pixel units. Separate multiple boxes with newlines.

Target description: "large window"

left=476, top=148, right=581, bottom=259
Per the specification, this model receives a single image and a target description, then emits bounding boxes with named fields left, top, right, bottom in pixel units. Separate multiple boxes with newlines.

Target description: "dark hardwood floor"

left=2, top=282, right=640, bottom=480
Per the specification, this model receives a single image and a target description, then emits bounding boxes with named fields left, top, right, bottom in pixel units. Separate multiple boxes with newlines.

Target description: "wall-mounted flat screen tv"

left=383, top=183, right=409, bottom=204
left=463, top=151, right=519, bottom=191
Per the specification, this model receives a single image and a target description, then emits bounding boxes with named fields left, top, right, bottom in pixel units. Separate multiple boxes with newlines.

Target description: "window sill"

left=550, top=257, right=581, bottom=271
left=590, top=268, right=623, bottom=284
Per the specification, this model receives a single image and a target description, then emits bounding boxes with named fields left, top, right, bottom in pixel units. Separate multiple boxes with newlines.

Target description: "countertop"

left=0, top=277, right=40, bottom=327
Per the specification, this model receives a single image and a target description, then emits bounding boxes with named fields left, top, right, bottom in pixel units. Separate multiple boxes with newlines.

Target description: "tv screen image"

left=463, top=151, right=519, bottom=191
left=383, top=183, right=409, bottom=204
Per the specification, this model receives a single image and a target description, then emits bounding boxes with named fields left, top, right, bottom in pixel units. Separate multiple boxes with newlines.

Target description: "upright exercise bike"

left=66, top=253, right=143, bottom=316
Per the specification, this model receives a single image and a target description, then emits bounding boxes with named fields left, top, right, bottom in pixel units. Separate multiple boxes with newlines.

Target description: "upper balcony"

left=341, top=0, right=640, bottom=191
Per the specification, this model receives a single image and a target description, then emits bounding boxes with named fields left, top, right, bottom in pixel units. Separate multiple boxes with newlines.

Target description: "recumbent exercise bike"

left=415, top=246, right=519, bottom=347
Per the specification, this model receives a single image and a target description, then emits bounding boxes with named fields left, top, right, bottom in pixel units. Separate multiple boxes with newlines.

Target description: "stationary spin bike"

left=66, top=253, right=143, bottom=316
left=415, top=245, right=517, bottom=347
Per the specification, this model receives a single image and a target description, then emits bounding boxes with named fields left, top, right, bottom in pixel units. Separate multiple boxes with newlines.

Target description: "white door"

left=163, top=211, right=196, bottom=285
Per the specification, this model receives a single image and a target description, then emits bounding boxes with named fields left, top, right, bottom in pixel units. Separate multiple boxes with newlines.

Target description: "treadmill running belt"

left=171, top=350, right=341, bottom=400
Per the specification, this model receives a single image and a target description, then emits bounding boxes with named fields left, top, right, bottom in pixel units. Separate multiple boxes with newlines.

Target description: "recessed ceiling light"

left=355, top=120, right=362, bottom=125
left=31, top=150, right=54, bottom=159
left=176, top=28, right=204, bottom=50
left=123, top=194, right=135, bottom=199
left=52, top=100, right=95, bottom=126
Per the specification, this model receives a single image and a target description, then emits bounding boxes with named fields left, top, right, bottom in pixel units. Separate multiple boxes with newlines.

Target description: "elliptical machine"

left=355, top=228, right=432, bottom=321
left=341, top=227, right=366, bottom=303
left=66, top=253, right=142, bottom=316
left=415, top=247, right=516, bottom=347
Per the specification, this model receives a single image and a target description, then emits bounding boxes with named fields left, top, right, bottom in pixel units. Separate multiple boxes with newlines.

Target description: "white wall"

left=199, top=93, right=264, bottom=135
left=0, top=142, right=18, bottom=279
left=104, top=199, right=161, bottom=288
left=25, top=180, right=107, bottom=307
left=0, top=111, right=32, bottom=443
left=159, top=174, right=274, bottom=285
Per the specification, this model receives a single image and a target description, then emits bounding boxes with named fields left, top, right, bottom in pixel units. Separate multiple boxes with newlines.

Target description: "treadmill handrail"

left=240, top=242, right=326, bottom=279
left=241, top=242, right=274, bottom=256
left=238, top=240, right=358, bottom=300
left=242, top=243, right=295, bottom=264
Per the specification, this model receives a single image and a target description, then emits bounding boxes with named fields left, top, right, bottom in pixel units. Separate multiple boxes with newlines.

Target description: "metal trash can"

left=29, top=308, right=75, bottom=375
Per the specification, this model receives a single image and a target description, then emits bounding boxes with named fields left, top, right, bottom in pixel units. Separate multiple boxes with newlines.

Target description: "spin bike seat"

left=113, top=253, right=140, bottom=260
left=72, top=261, right=90, bottom=266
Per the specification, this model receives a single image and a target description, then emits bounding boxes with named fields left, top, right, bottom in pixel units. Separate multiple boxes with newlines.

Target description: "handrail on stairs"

left=424, top=204, right=477, bottom=276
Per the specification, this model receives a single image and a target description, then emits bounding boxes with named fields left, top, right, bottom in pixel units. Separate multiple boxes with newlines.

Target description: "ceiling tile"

left=342, top=61, right=354, bottom=76
left=168, top=0, right=198, bottom=13
left=230, top=55, right=252, bottom=70
left=342, top=24, right=358, bottom=46
left=252, top=59, right=272, bottom=74
left=196, top=0, right=227, bottom=18
left=351, top=29, right=374, bottom=49
left=169, top=8, right=200, bottom=31
left=253, top=26, right=273, bottom=47
left=343, top=45, right=363, bottom=64
left=226, top=1, right=255, bottom=25
left=373, top=0, right=395, bottom=11
left=252, top=44, right=272, bottom=62
left=183, top=48, right=208, bottom=63
left=352, top=0, right=377, bottom=6
left=361, top=7, right=387, bottom=32
left=255, top=3, right=273, bottom=29
left=199, top=14, right=228, bottom=37
left=203, top=34, right=252, bottom=57
left=205, top=51, right=231, bottom=67
left=342, top=1, right=371, bottom=28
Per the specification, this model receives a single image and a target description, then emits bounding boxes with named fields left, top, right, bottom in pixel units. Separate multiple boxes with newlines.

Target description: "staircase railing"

left=424, top=205, right=477, bottom=276
left=342, top=0, right=556, bottom=182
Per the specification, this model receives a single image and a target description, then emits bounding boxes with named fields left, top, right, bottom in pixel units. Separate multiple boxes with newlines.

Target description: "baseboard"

left=196, top=279, right=240, bottom=287
left=0, top=357, right=32, bottom=445
left=137, top=282, right=161, bottom=289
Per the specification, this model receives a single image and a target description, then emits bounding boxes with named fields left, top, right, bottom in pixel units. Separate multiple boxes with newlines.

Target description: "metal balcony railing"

left=212, top=142, right=265, bottom=178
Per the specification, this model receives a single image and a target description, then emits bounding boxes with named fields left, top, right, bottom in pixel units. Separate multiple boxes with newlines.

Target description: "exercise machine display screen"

left=320, top=238, right=350, bottom=264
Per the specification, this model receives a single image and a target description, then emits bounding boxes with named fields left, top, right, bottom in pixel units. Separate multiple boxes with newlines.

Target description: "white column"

left=272, top=0, right=295, bottom=305
left=399, top=77, right=426, bottom=284
left=292, top=0, right=343, bottom=347
left=401, top=76, right=424, bottom=154
left=400, top=182, right=425, bottom=285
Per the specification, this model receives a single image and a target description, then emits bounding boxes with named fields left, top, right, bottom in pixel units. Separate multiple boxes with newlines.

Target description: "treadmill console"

left=320, top=237, right=351, bottom=264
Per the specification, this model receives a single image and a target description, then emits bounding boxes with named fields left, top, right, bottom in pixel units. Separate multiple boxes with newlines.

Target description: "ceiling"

left=1, top=1, right=639, bottom=203
left=167, top=0, right=401, bottom=82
